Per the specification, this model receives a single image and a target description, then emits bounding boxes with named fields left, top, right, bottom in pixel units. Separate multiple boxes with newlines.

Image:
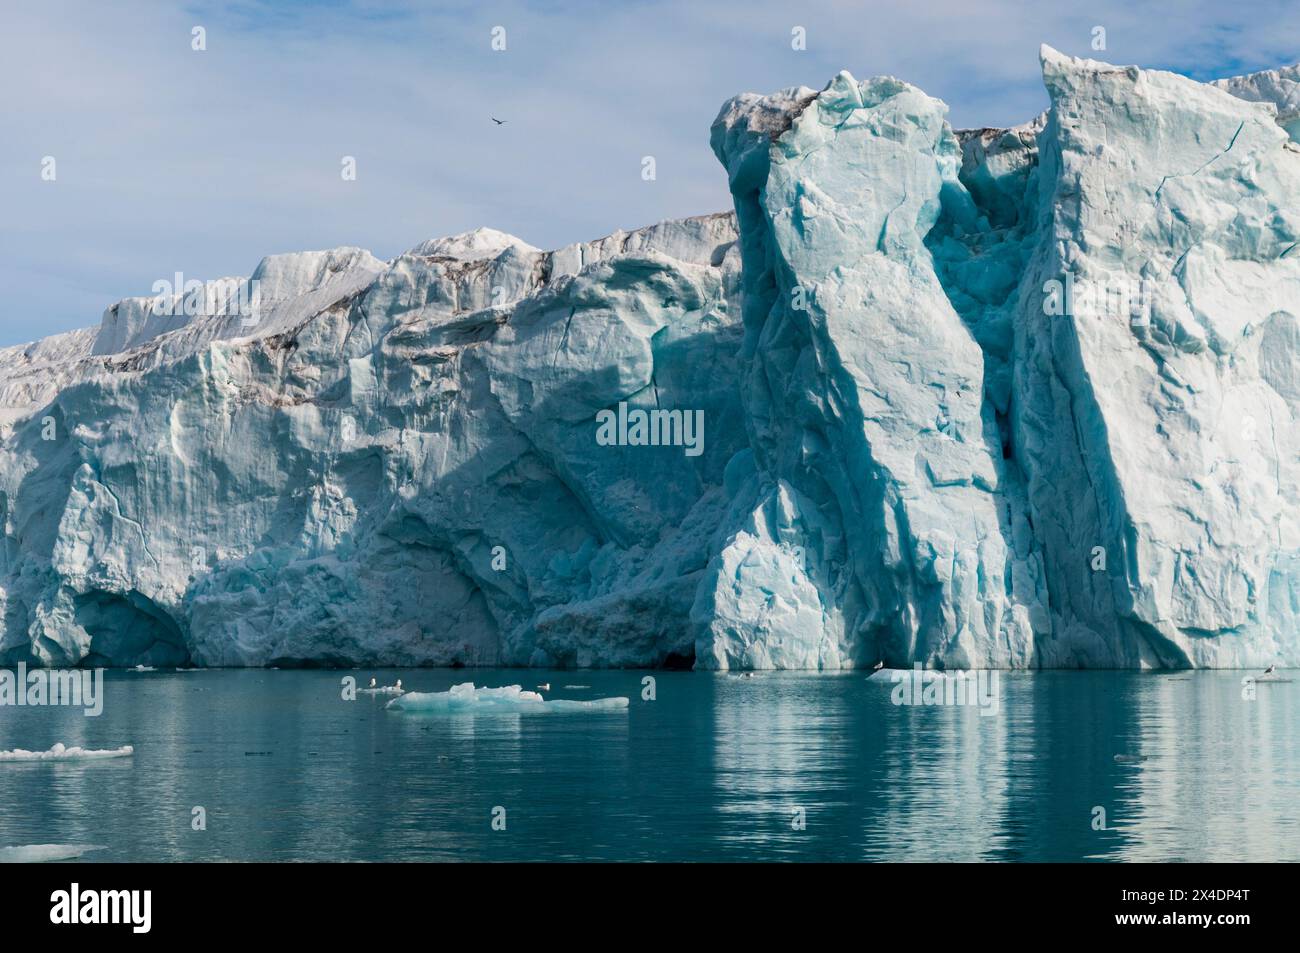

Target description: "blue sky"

left=1, top=0, right=1297, bottom=346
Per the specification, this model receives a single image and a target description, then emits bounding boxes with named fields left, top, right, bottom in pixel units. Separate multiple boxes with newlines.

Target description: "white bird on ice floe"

left=368, top=677, right=377, bottom=688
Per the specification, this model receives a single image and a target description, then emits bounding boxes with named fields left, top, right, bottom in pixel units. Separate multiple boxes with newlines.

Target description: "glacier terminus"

left=0, top=47, right=1296, bottom=671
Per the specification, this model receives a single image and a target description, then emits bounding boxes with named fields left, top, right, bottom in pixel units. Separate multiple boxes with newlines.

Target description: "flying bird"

left=491, top=117, right=506, bottom=125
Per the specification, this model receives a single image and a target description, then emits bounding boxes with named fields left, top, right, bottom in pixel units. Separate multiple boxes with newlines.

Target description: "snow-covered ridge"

left=1212, top=64, right=1300, bottom=140
left=0, top=48, right=1296, bottom=670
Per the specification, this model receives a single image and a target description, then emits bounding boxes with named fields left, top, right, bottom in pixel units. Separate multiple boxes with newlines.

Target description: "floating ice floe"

left=868, top=667, right=966, bottom=683
left=387, top=682, right=629, bottom=713
left=0, top=844, right=104, bottom=863
left=0, top=743, right=134, bottom=762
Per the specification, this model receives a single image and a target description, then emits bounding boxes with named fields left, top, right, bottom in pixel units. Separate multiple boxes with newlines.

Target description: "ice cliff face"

left=0, top=216, right=744, bottom=667
left=1013, top=49, right=1300, bottom=666
left=705, top=73, right=1047, bottom=670
left=705, top=48, right=1299, bottom=668
left=0, top=46, right=1296, bottom=669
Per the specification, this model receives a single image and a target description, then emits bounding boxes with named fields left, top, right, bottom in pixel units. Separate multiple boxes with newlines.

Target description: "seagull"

left=537, top=683, right=550, bottom=691
left=491, top=117, right=506, bottom=125
left=1264, top=664, right=1276, bottom=675
left=368, top=677, right=377, bottom=688
left=873, top=660, right=885, bottom=671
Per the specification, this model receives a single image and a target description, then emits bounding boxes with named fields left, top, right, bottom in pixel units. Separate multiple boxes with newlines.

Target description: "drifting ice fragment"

left=387, top=682, right=629, bottom=713
left=867, top=668, right=967, bottom=683
left=0, top=844, right=104, bottom=863
left=0, top=743, right=134, bottom=761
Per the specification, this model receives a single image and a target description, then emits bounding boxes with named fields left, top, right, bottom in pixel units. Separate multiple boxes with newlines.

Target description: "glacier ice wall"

left=0, top=216, right=746, bottom=667
left=1009, top=48, right=1300, bottom=665
left=702, top=73, right=1047, bottom=670
left=0, top=46, right=1295, bottom=669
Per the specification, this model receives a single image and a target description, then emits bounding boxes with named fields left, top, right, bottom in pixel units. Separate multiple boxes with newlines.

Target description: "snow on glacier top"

left=406, top=227, right=541, bottom=261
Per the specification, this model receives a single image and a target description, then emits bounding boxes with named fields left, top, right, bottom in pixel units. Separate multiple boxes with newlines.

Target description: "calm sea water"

left=0, top=668, right=1296, bottom=862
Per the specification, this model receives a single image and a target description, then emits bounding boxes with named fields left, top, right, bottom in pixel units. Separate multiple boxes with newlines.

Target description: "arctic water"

left=1, top=669, right=1296, bottom=862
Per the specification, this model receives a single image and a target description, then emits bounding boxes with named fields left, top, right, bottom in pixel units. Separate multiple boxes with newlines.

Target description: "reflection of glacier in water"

left=0, top=669, right=1295, bottom=861
left=1106, top=675, right=1299, bottom=861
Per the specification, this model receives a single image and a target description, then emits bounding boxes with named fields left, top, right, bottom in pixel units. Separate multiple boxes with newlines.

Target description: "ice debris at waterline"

left=0, top=844, right=104, bottom=863
left=386, top=683, right=629, bottom=713
left=868, top=666, right=1000, bottom=715
left=0, top=743, right=134, bottom=761
left=867, top=667, right=965, bottom=682
left=0, top=46, right=1296, bottom=672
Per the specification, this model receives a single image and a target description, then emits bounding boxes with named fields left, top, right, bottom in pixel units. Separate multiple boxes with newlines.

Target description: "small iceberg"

left=129, top=665, right=155, bottom=672
left=387, top=682, right=628, bottom=713
left=0, top=844, right=103, bottom=863
left=868, top=667, right=906, bottom=682
left=868, top=667, right=965, bottom=683
left=0, top=743, right=134, bottom=762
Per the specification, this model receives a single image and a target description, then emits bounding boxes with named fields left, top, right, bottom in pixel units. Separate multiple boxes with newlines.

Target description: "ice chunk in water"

left=0, top=844, right=103, bottom=863
left=0, top=743, right=134, bottom=761
left=387, top=682, right=628, bottom=713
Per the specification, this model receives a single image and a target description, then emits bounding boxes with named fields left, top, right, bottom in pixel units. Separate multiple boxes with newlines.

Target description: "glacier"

left=0, top=46, right=1295, bottom=670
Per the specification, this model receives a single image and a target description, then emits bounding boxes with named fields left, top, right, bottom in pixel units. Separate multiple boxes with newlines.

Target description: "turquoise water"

left=0, top=669, right=1296, bottom=862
